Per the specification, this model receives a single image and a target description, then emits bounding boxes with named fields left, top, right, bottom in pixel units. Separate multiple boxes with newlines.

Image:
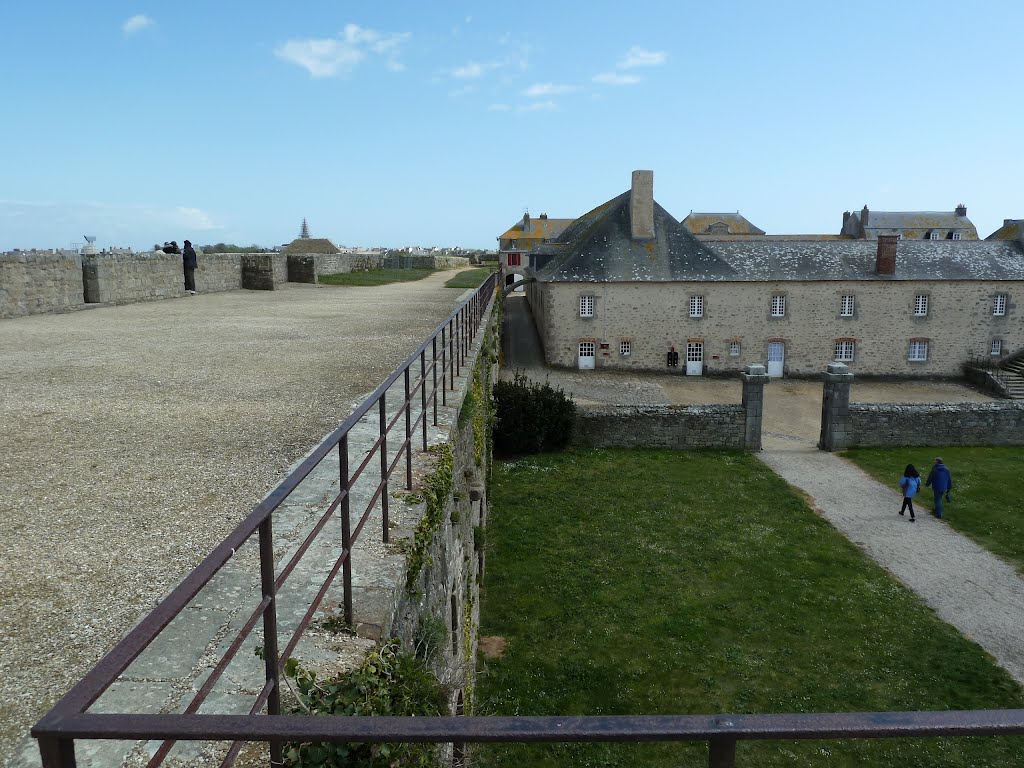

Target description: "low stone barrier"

left=572, top=404, right=748, bottom=450
left=847, top=401, right=1024, bottom=447
left=0, top=251, right=84, bottom=318
left=83, top=251, right=182, bottom=304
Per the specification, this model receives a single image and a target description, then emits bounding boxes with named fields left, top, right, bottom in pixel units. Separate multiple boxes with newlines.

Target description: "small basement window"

left=619, top=339, right=631, bottom=356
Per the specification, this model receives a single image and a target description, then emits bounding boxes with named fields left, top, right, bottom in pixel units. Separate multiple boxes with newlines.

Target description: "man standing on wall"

left=182, top=240, right=198, bottom=295
left=925, top=457, right=953, bottom=519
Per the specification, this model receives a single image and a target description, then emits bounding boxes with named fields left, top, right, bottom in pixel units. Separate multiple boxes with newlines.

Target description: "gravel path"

left=0, top=274, right=471, bottom=762
left=758, top=442, right=1024, bottom=686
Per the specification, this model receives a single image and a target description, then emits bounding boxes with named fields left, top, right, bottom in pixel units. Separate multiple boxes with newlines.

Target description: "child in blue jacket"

left=899, top=464, right=921, bottom=522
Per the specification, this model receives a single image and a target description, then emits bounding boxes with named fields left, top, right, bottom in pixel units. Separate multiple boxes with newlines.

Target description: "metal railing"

left=33, top=272, right=497, bottom=767
left=33, top=269, right=1024, bottom=766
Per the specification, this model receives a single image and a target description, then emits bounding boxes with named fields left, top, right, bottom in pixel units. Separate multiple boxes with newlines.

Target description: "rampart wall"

left=0, top=251, right=83, bottom=318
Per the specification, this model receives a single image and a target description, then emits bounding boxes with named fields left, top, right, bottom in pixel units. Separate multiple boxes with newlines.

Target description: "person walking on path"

left=899, top=463, right=921, bottom=522
left=925, top=457, right=953, bottom=518
left=182, top=240, right=198, bottom=295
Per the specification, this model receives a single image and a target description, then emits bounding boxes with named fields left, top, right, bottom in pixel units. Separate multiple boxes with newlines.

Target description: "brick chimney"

left=876, top=234, right=898, bottom=275
left=630, top=170, right=655, bottom=240
left=955, top=203, right=967, bottom=217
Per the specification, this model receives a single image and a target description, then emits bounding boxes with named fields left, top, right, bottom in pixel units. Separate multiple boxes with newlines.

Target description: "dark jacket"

left=182, top=244, right=198, bottom=270
left=926, top=463, right=953, bottom=493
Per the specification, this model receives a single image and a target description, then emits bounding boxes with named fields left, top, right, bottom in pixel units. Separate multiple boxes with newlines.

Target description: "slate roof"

left=863, top=211, right=974, bottom=232
left=530, top=191, right=737, bottom=282
left=282, top=237, right=342, bottom=254
left=681, top=212, right=766, bottom=236
left=987, top=220, right=1024, bottom=241
left=497, top=216, right=574, bottom=244
left=709, top=239, right=1024, bottom=281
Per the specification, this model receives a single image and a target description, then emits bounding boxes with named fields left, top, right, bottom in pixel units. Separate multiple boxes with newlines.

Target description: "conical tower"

left=300, top=218, right=310, bottom=239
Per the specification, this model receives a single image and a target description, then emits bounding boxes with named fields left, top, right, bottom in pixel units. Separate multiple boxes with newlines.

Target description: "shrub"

left=492, top=372, right=575, bottom=456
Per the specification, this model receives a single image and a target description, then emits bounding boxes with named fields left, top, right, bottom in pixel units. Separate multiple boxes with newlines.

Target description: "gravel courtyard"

left=0, top=274, right=474, bottom=762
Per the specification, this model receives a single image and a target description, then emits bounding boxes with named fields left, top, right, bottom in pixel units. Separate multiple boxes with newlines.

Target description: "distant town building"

left=282, top=219, right=342, bottom=254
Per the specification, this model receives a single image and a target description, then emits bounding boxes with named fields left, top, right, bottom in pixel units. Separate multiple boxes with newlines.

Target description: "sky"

left=2, top=1, right=1023, bottom=252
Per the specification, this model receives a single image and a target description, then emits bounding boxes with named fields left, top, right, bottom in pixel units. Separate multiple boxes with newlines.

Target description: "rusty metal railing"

left=32, top=269, right=1024, bottom=766
left=33, top=272, right=497, bottom=767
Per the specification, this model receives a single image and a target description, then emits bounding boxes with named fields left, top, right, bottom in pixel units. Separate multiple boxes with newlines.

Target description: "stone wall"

left=530, top=279, right=1023, bottom=377
left=383, top=253, right=471, bottom=270
left=572, top=404, right=748, bottom=450
left=0, top=251, right=84, bottom=319
left=846, top=401, right=1024, bottom=448
left=240, top=253, right=288, bottom=290
left=195, top=253, right=243, bottom=293
left=82, top=251, right=183, bottom=304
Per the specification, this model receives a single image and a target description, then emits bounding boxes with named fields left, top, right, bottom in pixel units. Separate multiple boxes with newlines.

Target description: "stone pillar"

left=740, top=363, right=770, bottom=450
left=819, top=362, right=855, bottom=452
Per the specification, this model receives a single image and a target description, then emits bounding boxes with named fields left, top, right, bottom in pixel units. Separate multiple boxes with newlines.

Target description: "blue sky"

left=2, top=1, right=1022, bottom=252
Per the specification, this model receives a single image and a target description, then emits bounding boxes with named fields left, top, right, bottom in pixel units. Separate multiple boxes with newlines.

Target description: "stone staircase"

left=998, top=352, right=1024, bottom=399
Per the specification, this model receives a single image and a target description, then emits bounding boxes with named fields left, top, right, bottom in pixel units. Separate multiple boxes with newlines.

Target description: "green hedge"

left=492, top=372, right=575, bottom=456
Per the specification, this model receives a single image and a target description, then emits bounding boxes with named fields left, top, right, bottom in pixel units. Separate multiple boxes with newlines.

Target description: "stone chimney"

left=955, top=203, right=967, bottom=217
left=861, top=205, right=870, bottom=226
left=876, top=234, right=898, bottom=275
left=522, top=211, right=531, bottom=233
left=630, top=170, right=655, bottom=240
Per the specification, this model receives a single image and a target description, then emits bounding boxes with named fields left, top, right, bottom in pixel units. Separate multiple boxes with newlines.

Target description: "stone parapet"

left=0, top=251, right=84, bottom=319
left=847, top=401, right=1024, bottom=448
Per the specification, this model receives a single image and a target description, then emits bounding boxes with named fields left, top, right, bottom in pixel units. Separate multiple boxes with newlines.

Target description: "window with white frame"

left=840, top=294, right=855, bottom=317
left=913, top=294, right=929, bottom=316
left=929, top=231, right=940, bottom=240
left=770, top=294, right=786, bottom=317
left=952, top=232, right=962, bottom=241
left=908, top=340, right=929, bottom=361
left=689, top=295, right=704, bottom=318
left=993, top=294, right=1007, bottom=316
left=834, top=340, right=855, bottom=362
left=579, top=295, right=594, bottom=318
left=729, top=341, right=741, bottom=357
left=991, top=339, right=1003, bottom=356
left=620, top=339, right=631, bottom=356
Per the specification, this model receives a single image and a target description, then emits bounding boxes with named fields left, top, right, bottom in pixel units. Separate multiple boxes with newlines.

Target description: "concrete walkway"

left=759, top=435, right=1024, bottom=686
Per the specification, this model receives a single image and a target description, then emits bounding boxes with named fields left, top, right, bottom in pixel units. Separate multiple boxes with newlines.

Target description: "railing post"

left=449, top=319, right=456, bottom=389
left=339, top=436, right=353, bottom=626
left=432, top=336, right=439, bottom=424
left=420, top=349, right=428, bottom=451
left=379, top=393, right=390, bottom=543
left=38, top=736, right=77, bottom=767
left=709, top=738, right=736, bottom=768
left=440, top=327, right=447, bottom=406
left=455, top=313, right=461, bottom=378
left=258, top=516, right=283, bottom=766
left=404, top=367, right=412, bottom=490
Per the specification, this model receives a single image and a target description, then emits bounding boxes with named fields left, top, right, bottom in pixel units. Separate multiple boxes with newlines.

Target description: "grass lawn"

left=318, top=268, right=435, bottom=286
left=841, top=446, right=1024, bottom=573
left=477, top=449, right=1024, bottom=767
left=444, top=267, right=496, bottom=288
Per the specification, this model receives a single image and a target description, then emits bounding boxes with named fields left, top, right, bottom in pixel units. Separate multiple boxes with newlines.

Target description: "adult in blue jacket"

left=925, top=457, right=953, bottom=519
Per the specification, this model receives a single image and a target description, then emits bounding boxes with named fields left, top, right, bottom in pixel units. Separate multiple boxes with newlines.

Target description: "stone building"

left=523, top=171, right=1024, bottom=378
left=681, top=211, right=765, bottom=237
left=497, top=212, right=573, bottom=291
left=841, top=204, right=979, bottom=240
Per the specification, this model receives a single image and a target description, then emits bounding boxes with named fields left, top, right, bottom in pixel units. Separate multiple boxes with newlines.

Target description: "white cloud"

left=523, top=82, right=576, bottom=97
left=174, top=207, right=218, bottom=231
left=452, top=61, right=486, bottom=79
left=449, top=85, right=478, bottom=98
left=122, top=15, right=154, bottom=35
left=618, top=46, right=667, bottom=69
left=520, top=100, right=557, bottom=112
left=592, top=72, right=641, bottom=86
left=276, top=24, right=409, bottom=78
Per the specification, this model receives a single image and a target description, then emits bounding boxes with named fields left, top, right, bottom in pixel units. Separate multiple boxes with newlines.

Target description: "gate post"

left=740, top=363, right=770, bottom=450
left=819, top=361, right=854, bottom=451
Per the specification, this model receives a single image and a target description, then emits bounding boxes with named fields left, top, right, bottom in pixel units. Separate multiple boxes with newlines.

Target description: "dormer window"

left=928, top=231, right=940, bottom=240
left=951, top=232, right=962, bottom=241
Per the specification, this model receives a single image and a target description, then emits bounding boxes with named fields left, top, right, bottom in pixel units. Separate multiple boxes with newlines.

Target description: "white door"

left=767, top=341, right=785, bottom=378
left=686, top=342, right=703, bottom=376
left=578, top=341, right=595, bottom=370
